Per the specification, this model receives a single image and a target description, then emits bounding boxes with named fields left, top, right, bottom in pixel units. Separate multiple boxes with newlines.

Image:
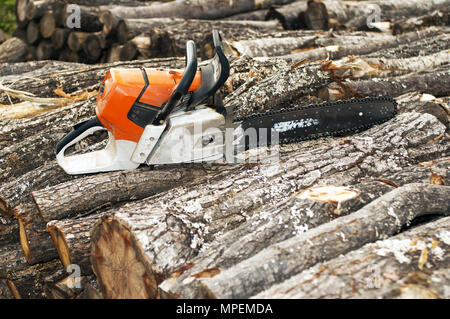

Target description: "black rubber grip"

left=55, top=116, right=103, bottom=155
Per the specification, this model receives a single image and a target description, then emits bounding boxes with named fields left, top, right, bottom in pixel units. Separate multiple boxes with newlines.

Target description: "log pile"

left=0, top=0, right=449, bottom=299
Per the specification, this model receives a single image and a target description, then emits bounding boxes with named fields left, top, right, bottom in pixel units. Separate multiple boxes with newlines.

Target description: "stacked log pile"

left=0, top=0, right=449, bottom=299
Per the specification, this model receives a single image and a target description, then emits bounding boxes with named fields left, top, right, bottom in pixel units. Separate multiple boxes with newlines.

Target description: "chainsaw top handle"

left=154, top=40, right=198, bottom=123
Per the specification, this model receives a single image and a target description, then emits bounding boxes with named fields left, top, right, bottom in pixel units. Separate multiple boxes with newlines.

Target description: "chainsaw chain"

left=233, top=96, right=398, bottom=146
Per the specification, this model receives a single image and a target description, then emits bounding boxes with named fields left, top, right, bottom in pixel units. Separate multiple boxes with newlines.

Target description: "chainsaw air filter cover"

left=96, top=67, right=202, bottom=143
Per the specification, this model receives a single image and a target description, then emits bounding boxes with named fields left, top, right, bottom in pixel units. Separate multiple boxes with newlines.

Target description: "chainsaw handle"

left=55, top=116, right=104, bottom=155
left=155, top=40, right=198, bottom=122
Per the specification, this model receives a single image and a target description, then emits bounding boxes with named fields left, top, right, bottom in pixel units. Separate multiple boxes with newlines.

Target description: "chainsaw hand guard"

left=55, top=116, right=139, bottom=175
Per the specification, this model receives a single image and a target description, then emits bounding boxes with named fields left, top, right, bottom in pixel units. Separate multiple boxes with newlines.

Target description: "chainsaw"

left=56, top=30, right=397, bottom=175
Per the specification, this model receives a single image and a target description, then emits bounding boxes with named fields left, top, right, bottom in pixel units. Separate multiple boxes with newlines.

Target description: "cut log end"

left=47, top=224, right=71, bottom=269
left=17, top=216, right=31, bottom=264
left=91, top=218, right=160, bottom=299
left=99, top=11, right=114, bottom=36
left=297, top=185, right=360, bottom=203
left=15, top=0, right=30, bottom=27
left=40, top=11, right=56, bottom=39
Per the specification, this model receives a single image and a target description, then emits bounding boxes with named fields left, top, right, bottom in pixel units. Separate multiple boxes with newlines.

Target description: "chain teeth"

left=234, top=96, right=398, bottom=146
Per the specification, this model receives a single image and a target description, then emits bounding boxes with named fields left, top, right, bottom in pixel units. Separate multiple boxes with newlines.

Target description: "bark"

left=59, top=48, right=84, bottom=63
left=15, top=0, right=31, bottom=28
left=34, top=166, right=206, bottom=222
left=393, top=8, right=450, bottom=35
left=0, top=38, right=29, bottom=63
left=0, top=217, right=19, bottom=246
left=0, top=29, right=11, bottom=45
left=255, top=216, right=450, bottom=299
left=26, top=19, right=41, bottom=44
left=283, top=27, right=444, bottom=62
left=194, top=184, right=450, bottom=299
left=223, top=61, right=333, bottom=119
left=0, top=279, right=15, bottom=299
left=322, top=65, right=450, bottom=101
left=224, top=9, right=268, bottom=21
left=265, top=2, right=307, bottom=30
left=36, top=40, right=58, bottom=60
left=91, top=112, right=447, bottom=298
left=43, top=268, right=99, bottom=299
left=104, top=0, right=297, bottom=21
left=116, top=18, right=184, bottom=44
left=160, top=159, right=449, bottom=298
left=14, top=200, right=59, bottom=265
left=39, top=10, right=56, bottom=39
left=0, top=242, right=29, bottom=278
left=4, top=259, right=62, bottom=299
left=318, top=0, right=450, bottom=30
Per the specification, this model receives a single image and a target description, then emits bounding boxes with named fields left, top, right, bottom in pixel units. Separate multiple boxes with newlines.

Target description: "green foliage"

left=0, top=0, right=17, bottom=34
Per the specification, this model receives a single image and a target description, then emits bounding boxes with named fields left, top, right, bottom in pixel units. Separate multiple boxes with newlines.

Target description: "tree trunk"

left=104, top=0, right=297, bottom=21
left=193, top=184, right=450, bottom=299
left=321, top=65, right=450, bottom=101
left=39, top=10, right=56, bottom=39
left=0, top=38, right=29, bottom=63
left=265, top=2, right=307, bottom=30
left=90, top=112, right=448, bottom=298
left=283, top=27, right=443, bottom=62
left=14, top=200, right=59, bottom=265
left=160, top=158, right=449, bottom=298
left=393, top=8, right=450, bottom=35
left=3, top=259, right=62, bottom=299
left=255, top=215, right=450, bottom=299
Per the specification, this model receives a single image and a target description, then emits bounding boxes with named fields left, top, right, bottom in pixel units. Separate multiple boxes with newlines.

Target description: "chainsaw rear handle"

left=55, top=116, right=104, bottom=155
left=155, top=40, right=198, bottom=123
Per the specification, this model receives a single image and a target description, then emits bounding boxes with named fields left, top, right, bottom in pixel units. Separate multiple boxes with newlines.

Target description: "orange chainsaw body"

left=96, top=68, right=202, bottom=142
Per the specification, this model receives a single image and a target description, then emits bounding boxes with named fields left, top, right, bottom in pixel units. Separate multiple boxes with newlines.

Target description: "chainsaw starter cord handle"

left=55, top=116, right=104, bottom=155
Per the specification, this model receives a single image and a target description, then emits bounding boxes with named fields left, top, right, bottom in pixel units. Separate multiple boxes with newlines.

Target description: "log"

left=15, top=0, right=31, bottom=28
left=51, top=28, right=70, bottom=50
left=322, top=65, right=450, bottom=101
left=43, top=268, right=99, bottom=299
left=254, top=216, right=450, bottom=299
left=193, top=184, right=450, bottom=299
left=0, top=38, right=29, bottom=63
left=67, top=31, right=90, bottom=52
left=26, top=0, right=54, bottom=20
left=0, top=242, right=29, bottom=278
left=39, top=10, right=56, bottom=39
left=0, top=29, right=10, bottom=45
left=15, top=201, right=59, bottom=265
left=83, top=33, right=109, bottom=62
left=0, top=217, right=19, bottom=246
left=116, top=18, right=182, bottom=44
left=36, top=40, right=58, bottom=60
left=160, top=159, right=450, bottom=298
left=59, top=48, right=84, bottom=63
left=316, top=0, right=450, bottom=30
left=265, top=2, right=307, bottom=30
left=104, top=0, right=297, bottom=21
left=26, top=19, right=41, bottom=44
left=283, top=27, right=444, bottom=62
left=393, top=8, right=450, bottom=35
left=224, top=9, right=268, bottom=21
left=61, top=4, right=103, bottom=33
left=305, top=0, right=329, bottom=30
left=4, top=259, right=62, bottom=299
left=33, top=166, right=206, bottom=223
left=90, top=112, right=448, bottom=298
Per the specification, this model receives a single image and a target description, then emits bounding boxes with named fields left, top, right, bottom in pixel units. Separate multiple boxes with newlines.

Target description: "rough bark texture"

left=91, top=111, right=448, bottom=298
left=393, top=8, right=450, bottom=35
left=193, top=184, right=450, bottom=299
left=265, top=2, right=307, bottom=30
left=0, top=38, right=29, bottom=63
left=254, top=216, right=450, bottom=299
